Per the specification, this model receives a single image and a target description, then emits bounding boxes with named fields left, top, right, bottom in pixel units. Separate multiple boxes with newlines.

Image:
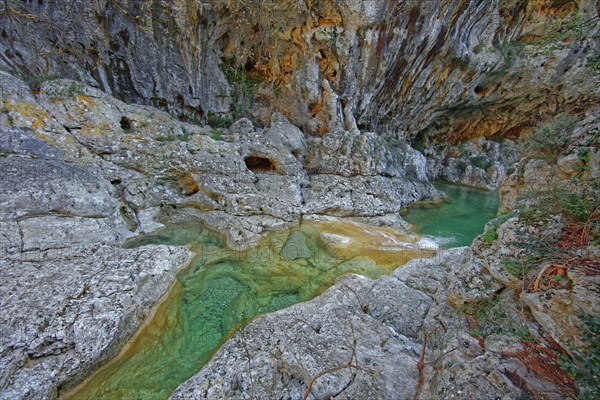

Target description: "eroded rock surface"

left=2, top=72, right=437, bottom=249
left=0, top=72, right=437, bottom=399
left=0, top=152, right=192, bottom=399
left=171, top=249, right=469, bottom=400
left=425, top=137, right=518, bottom=189
left=1, top=1, right=597, bottom=139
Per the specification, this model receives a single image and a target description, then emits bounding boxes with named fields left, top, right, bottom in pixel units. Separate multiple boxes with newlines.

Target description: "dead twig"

left=412, top=330, right=428, bottom=400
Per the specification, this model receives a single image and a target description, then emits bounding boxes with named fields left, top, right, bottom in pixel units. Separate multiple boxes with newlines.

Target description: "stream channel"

left=66, top=183, right=498, bottom=399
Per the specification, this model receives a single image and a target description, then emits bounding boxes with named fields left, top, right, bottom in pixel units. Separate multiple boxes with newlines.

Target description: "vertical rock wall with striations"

left=2, top=0, right=598, bottom=139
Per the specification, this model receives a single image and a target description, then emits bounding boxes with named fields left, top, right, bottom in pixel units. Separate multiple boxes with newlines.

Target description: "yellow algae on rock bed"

left=314, top=220, right=438, bottom=268
left=64, top=220, right=435, bottom=400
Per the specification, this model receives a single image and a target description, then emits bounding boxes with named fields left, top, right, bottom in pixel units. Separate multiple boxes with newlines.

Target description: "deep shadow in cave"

left=244, top=156, right=276, bottom=172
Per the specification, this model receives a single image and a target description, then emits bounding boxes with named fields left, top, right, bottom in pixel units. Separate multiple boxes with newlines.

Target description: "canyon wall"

left=2, top=0, right=598, bottom=139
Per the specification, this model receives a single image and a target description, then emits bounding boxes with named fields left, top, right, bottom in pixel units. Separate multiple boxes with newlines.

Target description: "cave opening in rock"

left=244, top=156, right=276, bottom=172
left=474, top=85, right=491, bottom=97
left=120, top=116, right=132, bottom=131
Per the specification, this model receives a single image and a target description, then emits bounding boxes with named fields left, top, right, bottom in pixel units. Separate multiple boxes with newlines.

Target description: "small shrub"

left=480, top=212, right=514, bottom=245
left=207, top=111, right=232, bottom=129
left=482, top=230, right=498, bottom=244
left=517, top=206, right=543, bottom=225
left=543, top=185, right=599, bottom=223
left=218, top=58, right=265, bottom=122
left=518, top=114, right=577, bottom=161
left=32, top=73, right=59, bottom=89
left=501, top=253, right=541, bottom=277
left=576, top=147, right=591, bottom=177
left=464, top=297, right=534, bottom=340
left=587, top=53, right=600, bottom=73
left=473, top=42, right=484, bottom=54
left=469, top=155, right=494, bottom=170
left=210, top=130, right=223, bottom=141
left=559, top=313, right=600, bottom=400
left=500, top=40, right=525, bottom=62
left=559, top=191, right=591, bottom=222
left=469, top=329, right=482, bottom=338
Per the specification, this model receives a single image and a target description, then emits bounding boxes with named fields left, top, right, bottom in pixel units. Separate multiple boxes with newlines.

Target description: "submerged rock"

left=281, top=231, right=313, bottom=260
left=0, top=72, right=438, bottom=398
left=170, top=247, right=535, bottom=400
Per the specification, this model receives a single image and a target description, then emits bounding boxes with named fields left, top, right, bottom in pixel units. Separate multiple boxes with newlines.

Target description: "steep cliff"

left=1, top=1, right=599, bottom=399
left=2, top=0, right=598, bottom=138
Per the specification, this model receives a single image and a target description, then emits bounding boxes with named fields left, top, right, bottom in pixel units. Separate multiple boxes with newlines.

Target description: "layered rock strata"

left=2, top=0, right=598, bottom=139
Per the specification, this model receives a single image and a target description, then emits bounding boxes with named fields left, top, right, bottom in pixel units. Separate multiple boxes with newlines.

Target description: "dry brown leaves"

left=505, top=336, right=577, bottom=399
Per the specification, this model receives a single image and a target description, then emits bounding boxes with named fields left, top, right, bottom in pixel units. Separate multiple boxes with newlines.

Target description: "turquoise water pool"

left=65, top=220, right=433, bottom=400
left=401, top=182, right=499, bottom=247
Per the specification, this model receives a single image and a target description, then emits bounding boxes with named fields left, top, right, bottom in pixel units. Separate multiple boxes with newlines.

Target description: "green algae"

left=65, top=221, right=431, bottom=400
left=401, top=182, right=500, bottom=247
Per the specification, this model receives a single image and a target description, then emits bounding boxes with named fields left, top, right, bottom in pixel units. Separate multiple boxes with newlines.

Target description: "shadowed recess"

left=244, top=155, right=276, bottom=172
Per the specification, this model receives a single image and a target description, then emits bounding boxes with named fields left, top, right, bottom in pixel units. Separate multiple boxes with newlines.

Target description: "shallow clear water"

left=401, top=182, right=499, bottom=247
left=65, top=221, right=434, bottom=400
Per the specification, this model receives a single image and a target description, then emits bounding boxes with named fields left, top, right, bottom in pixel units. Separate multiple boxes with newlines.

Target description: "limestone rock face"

left=425, top=138, right=518, bottom=190
left=170, top=249, right=467, bottom=400
left=1, top=73, right=436, bottom=249
left=0, top=72, right=439, bottom=399
left=1, top=1, right=597, bottom=139
left=499, top=110, right=600, bottom=212
left=0, top=152, right=192, bottom=400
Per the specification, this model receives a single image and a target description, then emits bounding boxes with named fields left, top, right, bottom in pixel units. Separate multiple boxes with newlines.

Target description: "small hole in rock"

left=244, top=59, right=254, bottom=72
left=474, top=85, right=491, bottom=96
left=120, top=116, right=132, bottom=131
left=244, top=156, right=276, bottom=172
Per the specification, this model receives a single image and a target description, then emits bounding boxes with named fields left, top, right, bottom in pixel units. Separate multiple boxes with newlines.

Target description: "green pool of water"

left=65, top=221, right=431, bottom=400
left=401, top=182, right=499, bottom=247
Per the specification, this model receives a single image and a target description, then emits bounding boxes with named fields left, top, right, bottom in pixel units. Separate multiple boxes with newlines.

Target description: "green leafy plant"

left=480, top=212, right=514, bottom=245
left=473, top=41, right=485, bottom=54
left=482, top=230, right=498, bottom=244
left=559, top=313, right=600, bottom=400
left=499, top=40, right=525, bottom=62
left=469, top=155, right=494, bottom=170
left=576, top=147, right=591, bottom=178
left=218, top=58, right=265, bottom=123
left=464, top=297, right=534, bottom=340
left=587, top=53, right=600, bottom=73
left=543, top=184, right=599, bottom=223
left=207, top=111, right=233, bottom=129
left=32, top=73, right=59, bottom=89
left=210, top=129, right=224, bottom=141
left=501, top=253, right=541, bottom=277
left=517, top=206, right=543, bottom=225
left=518, top=114, right=577, bottom=162
left=469, top=329, right=482, bottom=338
